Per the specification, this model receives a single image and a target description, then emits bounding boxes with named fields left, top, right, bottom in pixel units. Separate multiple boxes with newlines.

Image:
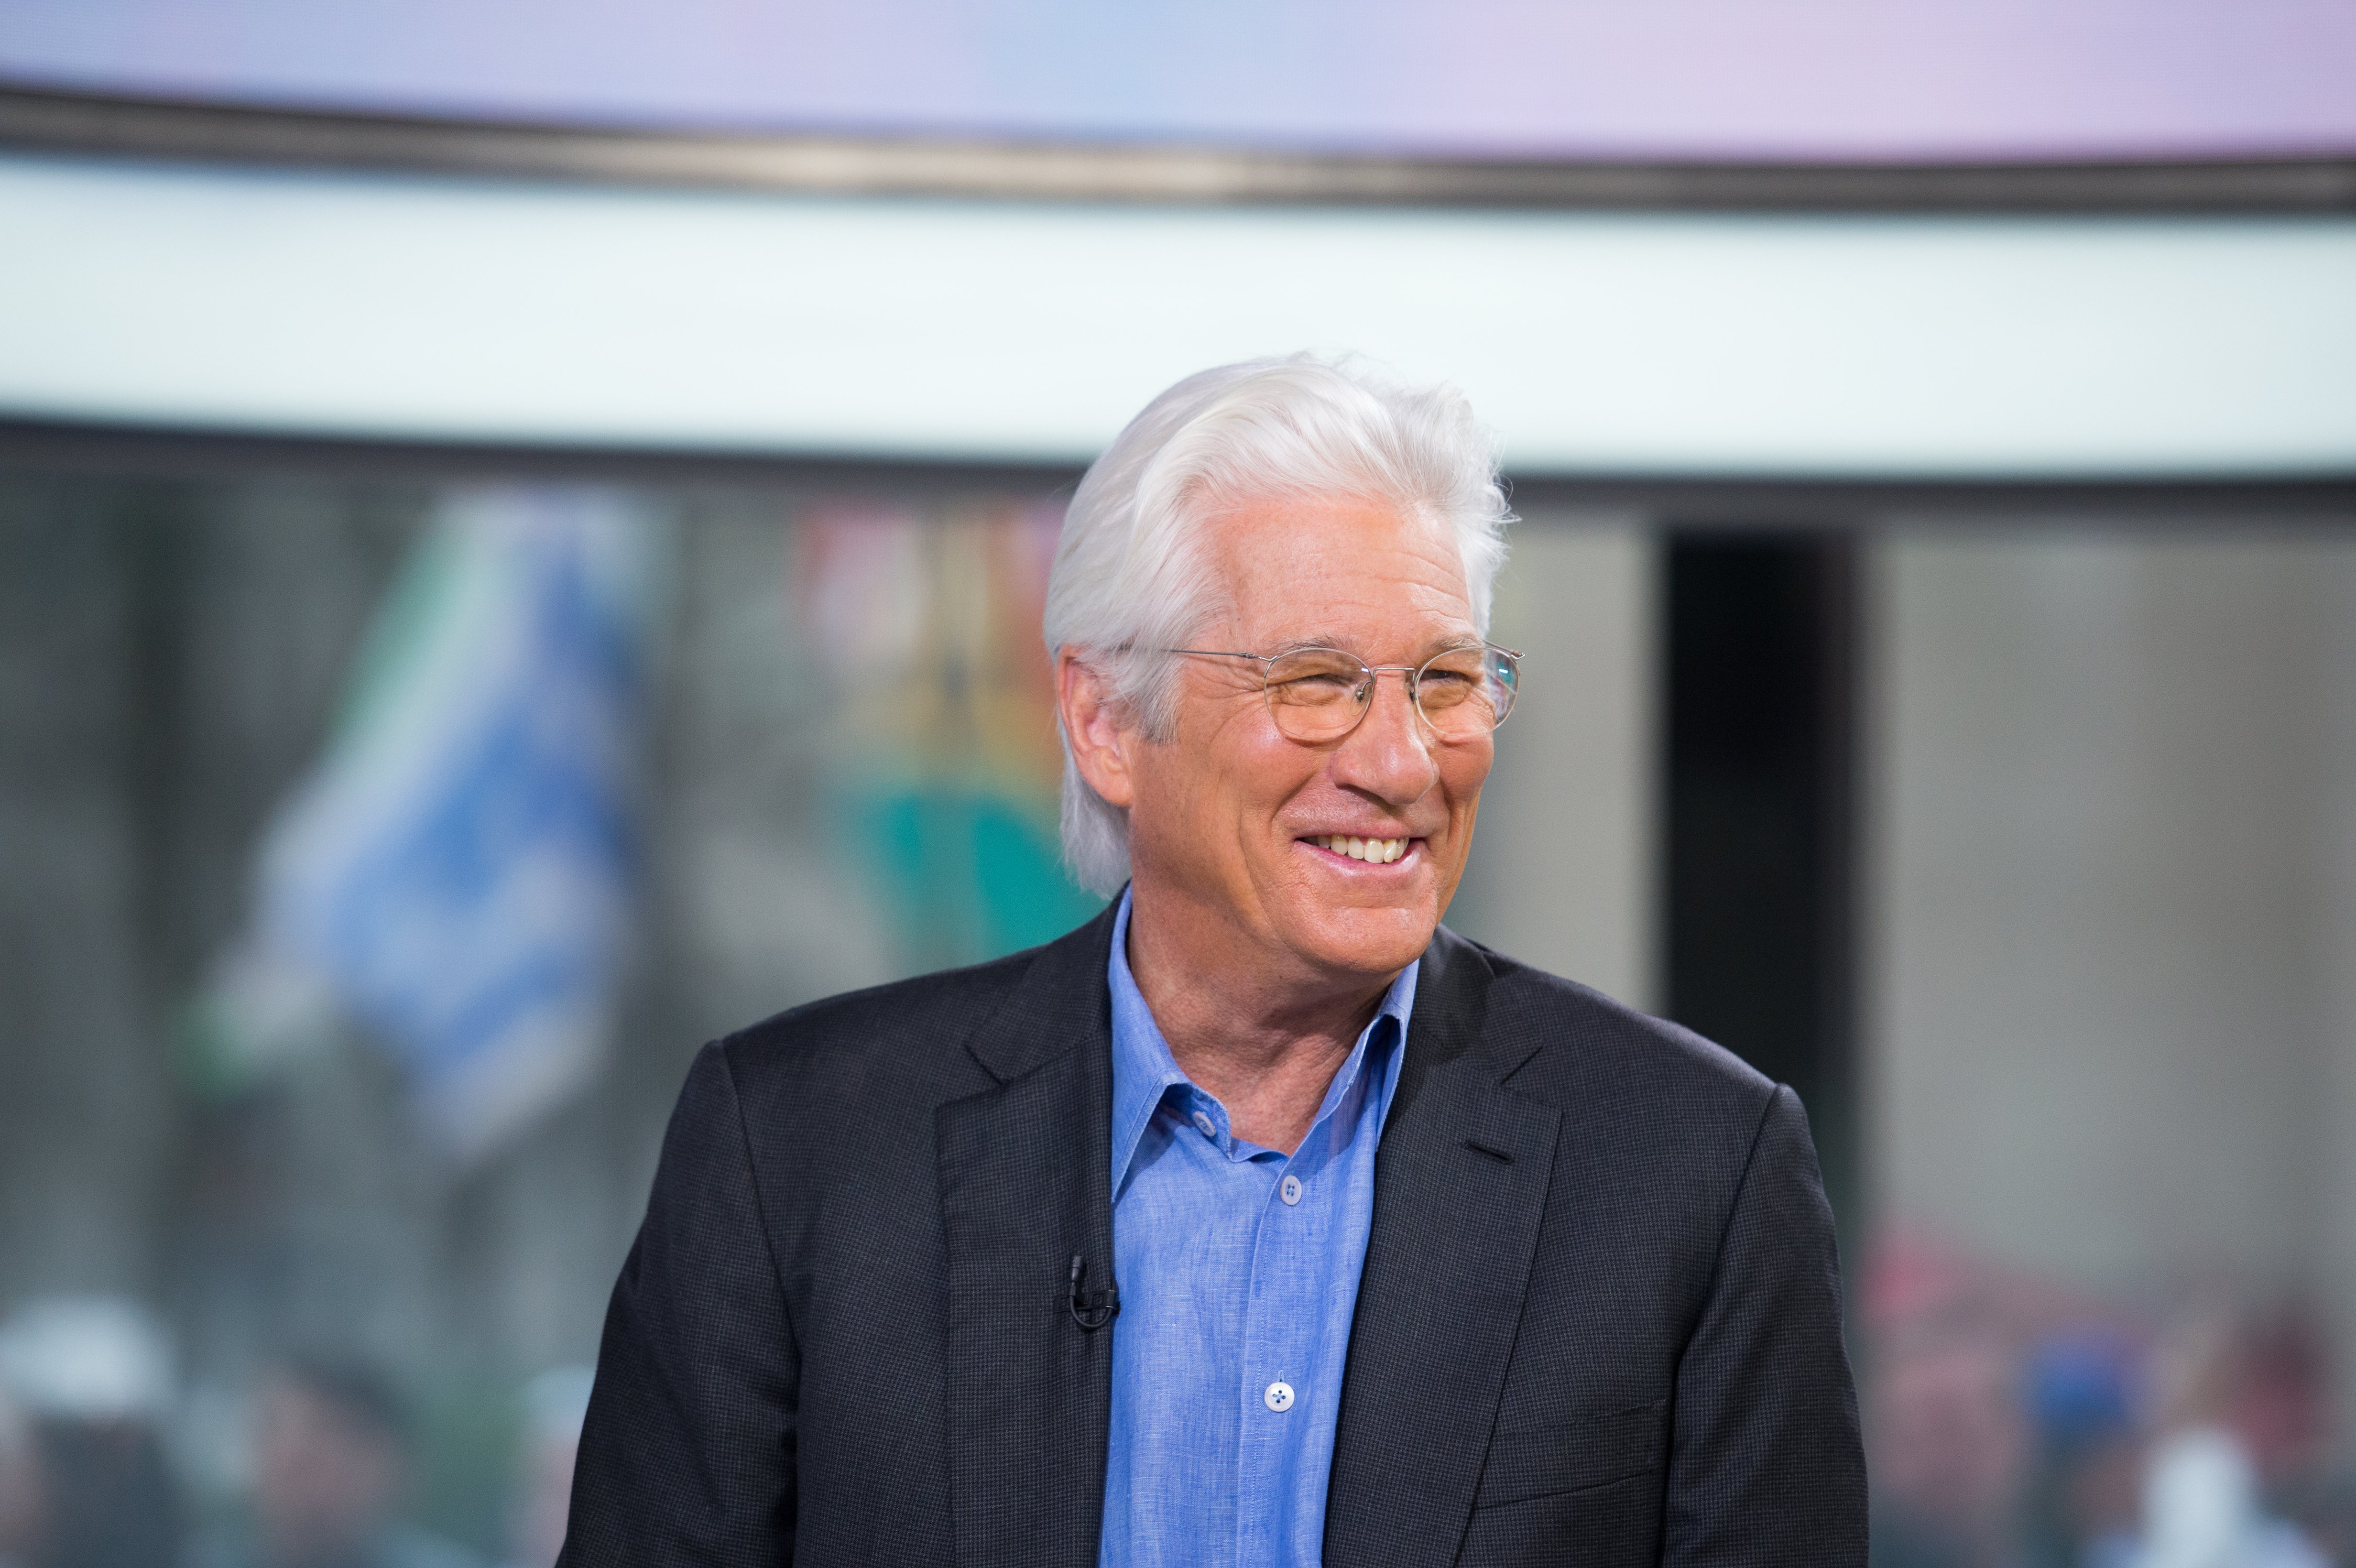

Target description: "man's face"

left=1122, top=493, right=1494, bottom=981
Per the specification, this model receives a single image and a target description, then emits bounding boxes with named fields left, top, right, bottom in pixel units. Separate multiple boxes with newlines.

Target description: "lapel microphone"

left=1068, top=1254, right=1120, bottom=1330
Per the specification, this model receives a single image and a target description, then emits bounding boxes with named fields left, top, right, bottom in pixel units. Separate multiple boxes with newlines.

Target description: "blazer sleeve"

left=558, top=1043, right=799, bottom=1567
left=1660, top=1084, right=1866, bottom=1567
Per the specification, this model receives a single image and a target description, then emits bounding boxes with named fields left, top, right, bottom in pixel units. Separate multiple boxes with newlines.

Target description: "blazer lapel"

left=936, top=904, right=1122, bottom=1568
left=1325, top=930, right=1563, bottom=1568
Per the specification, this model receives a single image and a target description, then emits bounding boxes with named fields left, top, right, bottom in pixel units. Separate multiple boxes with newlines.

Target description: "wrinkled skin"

left=1057, top=493, right=1494, bottom=1150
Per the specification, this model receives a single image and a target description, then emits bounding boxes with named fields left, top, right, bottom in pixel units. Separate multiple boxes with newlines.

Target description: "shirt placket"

left=1230, top=1057, right=1362, bottom=1568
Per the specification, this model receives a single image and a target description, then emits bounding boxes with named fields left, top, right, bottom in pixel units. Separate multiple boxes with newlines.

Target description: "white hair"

left=1043, top=353, right=1514, bottom=897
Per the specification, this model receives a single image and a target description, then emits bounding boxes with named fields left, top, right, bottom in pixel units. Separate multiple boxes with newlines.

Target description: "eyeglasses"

left=1165, top=642, right=1521, bottom=744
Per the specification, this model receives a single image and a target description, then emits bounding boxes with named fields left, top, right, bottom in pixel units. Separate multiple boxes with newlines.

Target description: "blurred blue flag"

left=194, top=487, right=661, bottom=1162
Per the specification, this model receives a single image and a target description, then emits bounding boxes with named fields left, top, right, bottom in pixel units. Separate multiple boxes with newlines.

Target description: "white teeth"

left=1315, top=835, right=1408, bottom=861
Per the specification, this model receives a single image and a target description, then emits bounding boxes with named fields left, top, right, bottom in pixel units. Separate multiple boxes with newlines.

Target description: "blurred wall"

left=1449, top=512, right=1656, bottom=1011
left=0, top=478, right=184, bottom=1303
left=1865, top=526, right=2356, bottom=1436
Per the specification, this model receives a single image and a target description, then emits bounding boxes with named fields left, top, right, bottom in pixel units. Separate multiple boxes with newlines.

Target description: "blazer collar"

left=1400, top=922, right=1544, bottom=1090
left=961, top=895, right=1122, bottom=1086
left=1325, top=926, right=1564, bottom=1568
left=937, top=898, right=1123, bottom=1568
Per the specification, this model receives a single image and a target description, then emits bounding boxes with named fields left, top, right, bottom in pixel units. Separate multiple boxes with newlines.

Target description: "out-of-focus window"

left=1859, top=525, right=2356, bottom=1568
left=0, top=469, right=1103, bottom=1565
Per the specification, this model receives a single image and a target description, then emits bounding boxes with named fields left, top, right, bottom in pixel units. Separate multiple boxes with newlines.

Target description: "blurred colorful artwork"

left=188, top=487, right=663, bottom=1162
left=792, top=498, right=1103, bottom=971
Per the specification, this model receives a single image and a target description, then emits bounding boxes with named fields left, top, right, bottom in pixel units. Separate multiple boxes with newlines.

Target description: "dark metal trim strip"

left=5, top=416, right=2351, bottom=522
left=4, top=82, right=2353, bottom=212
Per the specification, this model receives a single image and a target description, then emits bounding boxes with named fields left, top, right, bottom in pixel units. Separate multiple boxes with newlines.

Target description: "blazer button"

left=1264, top=1381, right=1295, bottom=1413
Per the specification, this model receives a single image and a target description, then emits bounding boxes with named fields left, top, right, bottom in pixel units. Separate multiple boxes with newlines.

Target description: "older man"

left=561, top=357, right=1865, bottom=1568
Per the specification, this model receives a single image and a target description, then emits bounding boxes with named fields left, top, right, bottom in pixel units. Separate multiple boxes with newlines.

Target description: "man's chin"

left=1278, top=902, right=1438, bottom=980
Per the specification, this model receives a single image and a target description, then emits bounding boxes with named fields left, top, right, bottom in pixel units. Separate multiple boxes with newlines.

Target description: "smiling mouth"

left=1304, top=834, right=1413, bottom=864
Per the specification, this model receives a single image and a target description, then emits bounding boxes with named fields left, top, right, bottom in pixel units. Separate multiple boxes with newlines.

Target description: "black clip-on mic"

left=1068, top=1254, right=1120, bottom=1331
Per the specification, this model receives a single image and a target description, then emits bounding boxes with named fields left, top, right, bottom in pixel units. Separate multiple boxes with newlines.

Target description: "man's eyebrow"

left=1261, top=632, right=1484, bottom=658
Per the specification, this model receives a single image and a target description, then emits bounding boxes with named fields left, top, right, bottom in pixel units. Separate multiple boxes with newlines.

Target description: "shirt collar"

left=1107, top=886, right=1418, bottom=1195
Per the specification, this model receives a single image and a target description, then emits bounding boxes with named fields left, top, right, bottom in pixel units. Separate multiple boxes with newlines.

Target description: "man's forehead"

left=1208, top=492, right=1450, bottom=545
left=1208, top=510, right=1469, bottom=588
left=1202, top=497, right=1476, bottom=646
left=1219, top=577, right=1479, bottom=651
left=1250, top=626, right=1480, bottom=654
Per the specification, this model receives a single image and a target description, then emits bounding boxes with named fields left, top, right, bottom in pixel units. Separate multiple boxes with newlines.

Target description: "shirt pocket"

left=1472, top=1398, right=1670, bottom=1508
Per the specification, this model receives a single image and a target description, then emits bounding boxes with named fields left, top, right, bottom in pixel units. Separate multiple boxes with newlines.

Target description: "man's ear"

left=1056, top=647, right=1137, bottom=810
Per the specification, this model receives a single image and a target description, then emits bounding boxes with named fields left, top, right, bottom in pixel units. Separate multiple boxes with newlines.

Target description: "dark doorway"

left=1663, top=531, right=1858, bottom=1243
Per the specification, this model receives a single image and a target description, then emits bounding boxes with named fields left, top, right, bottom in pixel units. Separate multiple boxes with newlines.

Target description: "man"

left=562, top=356, right=1865, bottom=1566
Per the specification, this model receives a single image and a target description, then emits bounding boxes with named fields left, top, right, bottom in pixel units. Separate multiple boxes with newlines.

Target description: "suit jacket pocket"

left=1473, top=1398, right=1669, bottom=1508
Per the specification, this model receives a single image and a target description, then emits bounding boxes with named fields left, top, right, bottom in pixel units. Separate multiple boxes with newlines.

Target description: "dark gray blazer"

left=560, top=902, right=1865, bottom=1567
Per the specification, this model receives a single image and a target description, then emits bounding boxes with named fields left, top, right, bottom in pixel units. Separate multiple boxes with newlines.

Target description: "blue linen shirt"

left=1098, top=889, right=1417, bottom=1568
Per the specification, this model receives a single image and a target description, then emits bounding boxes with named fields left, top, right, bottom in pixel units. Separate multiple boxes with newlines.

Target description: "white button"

left=1280, top=1174, right=1303, bottom=1206
left=1192, top=1110, right=1218, bottom=1140
left=1264, top=1381, right=1295, bottom=1413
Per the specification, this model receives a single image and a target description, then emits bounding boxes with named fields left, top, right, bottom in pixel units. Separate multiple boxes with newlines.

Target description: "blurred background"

left=1, top=4, right=2355, bottom=1566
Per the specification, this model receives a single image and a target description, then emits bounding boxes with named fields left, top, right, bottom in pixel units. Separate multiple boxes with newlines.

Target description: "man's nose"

left=1330, top=671, right=1439, bottom=803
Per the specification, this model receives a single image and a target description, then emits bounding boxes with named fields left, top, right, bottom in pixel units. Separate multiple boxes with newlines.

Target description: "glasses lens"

left=1485, top=646, right=1519, bottom=729
left=1263, top=648, right=1371, bottom=741
left=1415, top=646, right=1517, bottom=737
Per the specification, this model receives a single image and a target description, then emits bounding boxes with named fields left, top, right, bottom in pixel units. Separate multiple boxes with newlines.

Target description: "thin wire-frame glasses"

left=1166, top=642, right=1521, bottom=744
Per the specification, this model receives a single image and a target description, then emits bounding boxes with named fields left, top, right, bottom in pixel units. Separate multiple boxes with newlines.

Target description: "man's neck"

left=1123, top=886, right=1397, bottom=1157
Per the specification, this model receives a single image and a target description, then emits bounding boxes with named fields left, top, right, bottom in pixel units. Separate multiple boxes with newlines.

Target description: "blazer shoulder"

left=713, top=942, right=1042, bottom=1101
left=1460, top=937, right=1778, bottom=1132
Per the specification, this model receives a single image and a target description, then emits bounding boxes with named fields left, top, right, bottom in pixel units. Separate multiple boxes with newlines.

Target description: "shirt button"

left=1191, top=1110, right=1218, bottom=1140
left=1280, top=1174, right=1303, bottom=1206
left=1264, top=1381, right=1295, bottom=1413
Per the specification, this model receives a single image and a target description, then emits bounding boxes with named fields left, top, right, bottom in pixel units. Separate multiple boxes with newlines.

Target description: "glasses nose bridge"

left=1346, top=661, right=1434, bottom=736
